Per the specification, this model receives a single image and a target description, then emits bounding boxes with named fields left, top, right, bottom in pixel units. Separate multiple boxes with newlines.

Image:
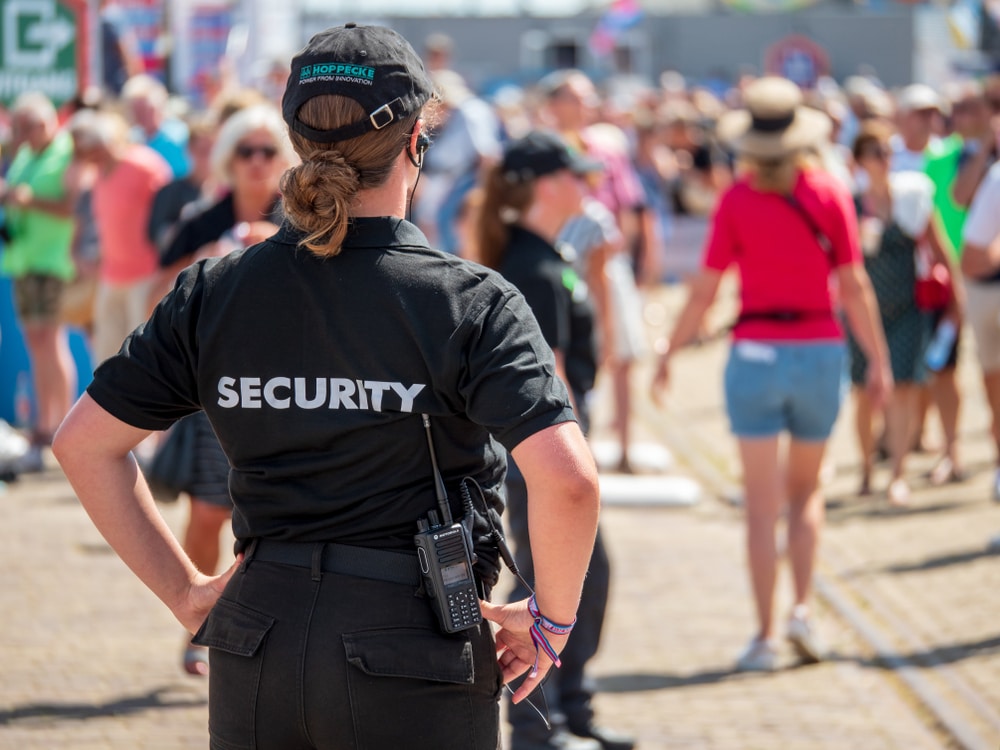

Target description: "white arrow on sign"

left=4, top=0, right=76, bottom=70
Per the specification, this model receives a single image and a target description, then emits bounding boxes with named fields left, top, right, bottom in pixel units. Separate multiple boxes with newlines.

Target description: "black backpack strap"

left=785, top=195, right=833, bottom=257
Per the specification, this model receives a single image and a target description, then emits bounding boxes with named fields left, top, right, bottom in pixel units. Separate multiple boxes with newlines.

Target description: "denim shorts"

left=724, top=340, right=848, bottom=441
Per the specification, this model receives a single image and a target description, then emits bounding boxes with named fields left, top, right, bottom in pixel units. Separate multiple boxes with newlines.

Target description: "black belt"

left=250, top=539, right=421, bottom=586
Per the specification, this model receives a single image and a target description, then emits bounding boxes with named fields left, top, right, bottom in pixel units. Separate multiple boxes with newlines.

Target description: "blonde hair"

left=737, top=150, right=812, bottom=194
left=280, top=95, right=428, bottom=257
left=475, top=164, right=535, bottom=271
left=210, top=104, right=294, bottom=185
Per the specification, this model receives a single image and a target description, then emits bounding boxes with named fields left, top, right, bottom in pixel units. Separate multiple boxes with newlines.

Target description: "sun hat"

left=501, top=130, right=603, bottom=183
left=897, top=83, right=946, bottom=114
left=282, top=23, right=434, bottom=144
left=716, top=77, right=832, bottom=159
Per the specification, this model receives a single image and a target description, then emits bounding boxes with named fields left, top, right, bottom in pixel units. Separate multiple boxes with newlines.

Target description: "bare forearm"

left=840, top=269, right=889, bottom=367
left=512, top=422, right=599, bottom=625
left=52, top=396, right=199, bottom=616
left=667, top=270, right=721, bottom=351
left=61, top=449, right=198, bottom=610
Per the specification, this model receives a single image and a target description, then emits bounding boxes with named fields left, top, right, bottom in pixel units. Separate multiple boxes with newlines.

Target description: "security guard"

left=53, top=24, right=600, bottom=750
left=476, top=132, right=635, bottom=750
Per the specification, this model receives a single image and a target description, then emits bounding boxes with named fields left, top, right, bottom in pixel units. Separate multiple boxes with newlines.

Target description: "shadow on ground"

left=0, top=686, right=205, bottom=725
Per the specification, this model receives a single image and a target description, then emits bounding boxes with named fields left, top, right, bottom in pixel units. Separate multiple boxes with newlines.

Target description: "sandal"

left=183, top=644, right=209, bottom=676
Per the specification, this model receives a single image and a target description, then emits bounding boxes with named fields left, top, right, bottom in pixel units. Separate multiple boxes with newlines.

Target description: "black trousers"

left=504, top=461, right=610, bottom=738
left=192, top=544, right=502, bottom=750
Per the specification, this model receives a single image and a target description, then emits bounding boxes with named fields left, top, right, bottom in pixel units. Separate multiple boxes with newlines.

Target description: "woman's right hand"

left=172, top=555, right=243, bottom=635
left=650, top=351, right=671, bottom=408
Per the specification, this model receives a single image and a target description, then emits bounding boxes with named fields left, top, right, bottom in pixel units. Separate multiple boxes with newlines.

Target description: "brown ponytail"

left=281, top=95, right=428, bottom=257
left=475, top=163, right=534, bottom=271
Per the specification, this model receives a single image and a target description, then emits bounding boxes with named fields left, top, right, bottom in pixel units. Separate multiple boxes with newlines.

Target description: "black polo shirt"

left=88, top=217, right=574, bottom=581
left=497, top=226, right=597, bottom=422
left=159, top=192, right=284, bottom=268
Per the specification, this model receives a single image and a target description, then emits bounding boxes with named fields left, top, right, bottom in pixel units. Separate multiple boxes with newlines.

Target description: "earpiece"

left=409, top=131, right=430, bottom=168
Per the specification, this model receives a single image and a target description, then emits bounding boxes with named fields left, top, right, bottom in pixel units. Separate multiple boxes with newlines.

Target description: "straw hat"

left=716, top=77, right=831, bottom=159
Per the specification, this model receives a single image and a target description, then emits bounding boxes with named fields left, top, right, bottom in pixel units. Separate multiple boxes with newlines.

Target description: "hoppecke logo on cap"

left=300, top=61, right=376, bottom=87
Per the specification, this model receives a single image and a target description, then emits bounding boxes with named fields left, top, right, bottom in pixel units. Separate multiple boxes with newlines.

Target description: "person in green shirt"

left=1, top=92, right=77, bottom=457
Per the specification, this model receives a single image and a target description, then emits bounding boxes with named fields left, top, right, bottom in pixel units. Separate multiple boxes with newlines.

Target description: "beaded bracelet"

left=526, top=595, right=577, bottom=677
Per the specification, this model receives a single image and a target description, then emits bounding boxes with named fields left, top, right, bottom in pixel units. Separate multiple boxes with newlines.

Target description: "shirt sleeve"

left=457, top=287, right=575, bottom=452
left=702, top=191, right=738, bottom=271
left=963, top=164, right=1000, bottom=247
left=86, top=263, right=206, bottom=430
left=821, top=177, right=862, bottom=267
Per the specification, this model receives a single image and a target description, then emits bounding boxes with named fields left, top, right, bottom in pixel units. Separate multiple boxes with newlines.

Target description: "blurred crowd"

left=4, top=27, right=1000, bottom=747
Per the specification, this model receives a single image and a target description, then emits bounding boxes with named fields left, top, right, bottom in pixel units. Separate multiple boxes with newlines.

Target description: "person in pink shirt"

left=67, top=109, right=171, bottom=363
left=652, top=78, right=892, bottom=672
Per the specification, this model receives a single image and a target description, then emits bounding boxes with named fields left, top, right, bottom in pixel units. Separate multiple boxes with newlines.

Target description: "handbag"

left=142, top=415, right=198, bottom=503
left=59, top=274, right=98, bottom=329
left=914, top=248, right=952, bottom=312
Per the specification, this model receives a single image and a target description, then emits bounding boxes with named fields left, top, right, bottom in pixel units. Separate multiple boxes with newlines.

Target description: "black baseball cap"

left=282, top=23, right=434, bottom=144
left=501, top=130, right=603, bottom=184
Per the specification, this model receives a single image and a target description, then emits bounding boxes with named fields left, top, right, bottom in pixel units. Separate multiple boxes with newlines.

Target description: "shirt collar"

left=272, top=216, right=430, bottom=250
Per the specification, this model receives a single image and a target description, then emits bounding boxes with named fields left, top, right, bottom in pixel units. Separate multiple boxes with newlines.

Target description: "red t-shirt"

left=702, top=168, right=861, bottom=342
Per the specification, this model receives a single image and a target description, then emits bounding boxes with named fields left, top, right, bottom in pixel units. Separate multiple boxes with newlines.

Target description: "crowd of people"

left=2, top=22, right=1000, bottom=750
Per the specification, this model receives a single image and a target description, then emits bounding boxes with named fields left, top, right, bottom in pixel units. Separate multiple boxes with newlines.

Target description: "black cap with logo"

left=282, top=23, right=434, bottom=144
left=501, top=130, right=604, bottom=184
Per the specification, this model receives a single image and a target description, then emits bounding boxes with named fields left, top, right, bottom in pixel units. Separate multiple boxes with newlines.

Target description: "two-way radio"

left=414, top=414, right=483, bottom=634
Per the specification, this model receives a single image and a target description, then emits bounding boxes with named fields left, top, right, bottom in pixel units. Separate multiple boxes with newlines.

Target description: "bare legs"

left=739, top=436, right=827, bottom=641
left=22, top=322, right=75, bottom=443
left=853, top=386, right=875, bottom=495
left=928, top=368, right=963, bottom=484
left=853, top=383, right=921, bottom=503
left=182, top=497, right=232, bottom=575
left=611, top=359, right=632, bottom=472
left=181, top=497, right=231, bottom=676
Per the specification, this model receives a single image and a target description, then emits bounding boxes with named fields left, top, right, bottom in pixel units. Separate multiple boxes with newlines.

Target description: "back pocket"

left=193, top=599, right=275, bottom=750
left=343, top=627, right=495, bottom=750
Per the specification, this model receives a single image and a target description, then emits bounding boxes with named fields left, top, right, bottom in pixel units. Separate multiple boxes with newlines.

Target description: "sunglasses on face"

left=862, top=146, right=891, bottom=161
left=234, top=144, right=278, bottom=161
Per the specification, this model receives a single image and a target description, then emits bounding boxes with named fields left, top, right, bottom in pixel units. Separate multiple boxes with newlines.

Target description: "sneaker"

left=787, top=607, right=825, bottom=664
left=567, top=722, right=636, bottom=750
left=511, top=727, right=602, bottom=750
left=15, top=445, right=44, bottom=474
left=736, top=637, right=777, bottom=672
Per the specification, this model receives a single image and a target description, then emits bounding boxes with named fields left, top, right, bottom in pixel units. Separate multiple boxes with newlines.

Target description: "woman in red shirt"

left=651, top=77, right=891, bottom=672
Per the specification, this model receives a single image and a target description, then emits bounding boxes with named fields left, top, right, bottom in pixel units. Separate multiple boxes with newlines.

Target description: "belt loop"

left=311, top=543, right=324, bottom=582
left=240, top=538, right=259, bottom=573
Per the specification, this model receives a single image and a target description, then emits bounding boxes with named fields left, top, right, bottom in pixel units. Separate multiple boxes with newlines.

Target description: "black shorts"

left=193, top=544, right=502, bottom=750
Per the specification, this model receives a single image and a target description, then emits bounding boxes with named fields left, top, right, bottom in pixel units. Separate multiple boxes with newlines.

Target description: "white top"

left=889, top=170, right=935, bottom=239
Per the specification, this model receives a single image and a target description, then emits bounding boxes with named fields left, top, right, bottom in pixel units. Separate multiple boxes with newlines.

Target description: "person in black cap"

left=476, top=130, right=635, bottom=750
left=53, top=24, right=600, bottom=750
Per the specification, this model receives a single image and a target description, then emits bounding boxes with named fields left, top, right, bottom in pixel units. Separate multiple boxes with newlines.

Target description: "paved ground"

left=1, top=280, right=998, bottom=749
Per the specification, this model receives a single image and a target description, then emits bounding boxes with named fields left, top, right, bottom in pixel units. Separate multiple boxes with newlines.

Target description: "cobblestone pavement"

left=1, top=281, right=998, bottom=749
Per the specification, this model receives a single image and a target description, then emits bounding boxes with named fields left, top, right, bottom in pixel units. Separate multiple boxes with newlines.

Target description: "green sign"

left=0, top=0, right=80, bottom=106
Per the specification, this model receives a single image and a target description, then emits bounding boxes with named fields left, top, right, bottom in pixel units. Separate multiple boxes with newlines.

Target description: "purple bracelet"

left=525, top=595, right=576, bottom=677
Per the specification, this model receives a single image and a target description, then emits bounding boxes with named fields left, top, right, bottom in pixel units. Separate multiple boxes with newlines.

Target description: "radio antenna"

left=421, top=414, right=453, bottom=525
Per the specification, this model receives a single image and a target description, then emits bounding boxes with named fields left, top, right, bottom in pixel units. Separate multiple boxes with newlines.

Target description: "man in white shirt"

left=890, top=83, right=944, bottom=173
left=959, top=161, right=1000, bottom=544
